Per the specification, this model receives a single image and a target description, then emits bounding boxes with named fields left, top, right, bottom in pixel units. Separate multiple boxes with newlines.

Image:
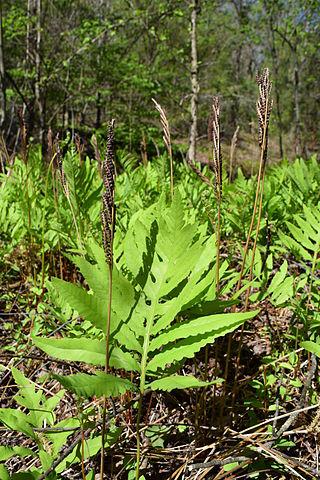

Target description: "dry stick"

left=189, top=456, right=249, bottom=470
left=234, top=428, right=318, bottom=479
left=229, top=125, right=239, bottom=182
left=152, top=98, right=174, bottom=200
left=265, top=353, right=317, bottom=447
left=53, top=170, right=64, bottom=280
left=81, top=428, right=86, bottom=480
left=100, top=120, right=116, bottom=480
left=187, top=158, right=212, bottom=186
left=47, top=130, right=63, bottom=281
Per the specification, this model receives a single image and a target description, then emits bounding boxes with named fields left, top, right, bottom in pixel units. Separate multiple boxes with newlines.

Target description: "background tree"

left=1, top=0, right=319, bottom=159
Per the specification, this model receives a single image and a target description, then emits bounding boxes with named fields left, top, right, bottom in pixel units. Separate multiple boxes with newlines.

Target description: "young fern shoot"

left=152, top=98, right=174, bottom=200
left=100, top=119, right=116, bottom=480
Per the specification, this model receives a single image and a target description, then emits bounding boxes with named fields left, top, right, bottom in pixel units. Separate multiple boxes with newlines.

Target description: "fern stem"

left=219, top=330, right=232, bottom=427
left=308, top=242, right=319, bottom=304
left=233, top=160, right=264, bottom=298
left=233, top=70, right=272, bottom=300
left=100, top=263, right=113, bottom=480
left=40, top=154, right=56, bottom=295
left=66, top=192, right=84, bottom=251
left=25, top=163, right=35, bottom=284
left=136, top=294, right=158, bottom=478
left=100, top=120, right=116, bottom=480
left=169, top=147, right=174, bottom=201
left=81, top=425, right=87, bottom=480
left=229, top=72, right=272, bottom=421
left=135, top=395, right=143, bottom=480
left=244, top=172, right=266, bottom=309
left=106, top=265, right=113, bottom=372
left=215, top=197, right=221, bottom=293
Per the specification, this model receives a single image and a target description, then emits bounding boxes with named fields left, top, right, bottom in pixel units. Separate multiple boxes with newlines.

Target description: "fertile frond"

left=256, top=68, right=273, bottom=164
left=101, top=119, right=116, bottom=265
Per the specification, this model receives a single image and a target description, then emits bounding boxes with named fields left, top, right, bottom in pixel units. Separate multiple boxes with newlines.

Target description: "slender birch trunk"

left=188, top=0, right=200, bottom=163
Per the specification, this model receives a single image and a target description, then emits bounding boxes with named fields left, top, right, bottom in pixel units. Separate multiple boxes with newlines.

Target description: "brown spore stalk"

left=100, top=119, right=116, bottom=480
left=209, top=96, right=222, bottom=292
left=101, top=122, right=116, bottom=268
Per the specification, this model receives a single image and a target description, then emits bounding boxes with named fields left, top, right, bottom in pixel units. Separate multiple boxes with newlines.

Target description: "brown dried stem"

left=152, top=98, right=174, bottom=199
left=229, top=125, right=239, bottom=182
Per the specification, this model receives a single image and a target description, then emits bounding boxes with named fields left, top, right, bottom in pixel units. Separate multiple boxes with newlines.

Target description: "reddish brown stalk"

left=81, top=429, right=87, bottom=480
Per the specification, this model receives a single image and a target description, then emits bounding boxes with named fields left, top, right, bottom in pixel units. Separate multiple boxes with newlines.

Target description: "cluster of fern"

left=0, top=101, right=319, bottom=477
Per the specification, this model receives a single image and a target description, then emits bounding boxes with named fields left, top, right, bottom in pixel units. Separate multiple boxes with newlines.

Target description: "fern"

left=35, top=193, right=258, bottom=396
left=279, top=206, right=320, bottom=262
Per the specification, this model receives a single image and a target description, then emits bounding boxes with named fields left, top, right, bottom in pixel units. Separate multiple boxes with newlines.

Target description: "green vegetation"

left=1, top=132, right=320, bottom=477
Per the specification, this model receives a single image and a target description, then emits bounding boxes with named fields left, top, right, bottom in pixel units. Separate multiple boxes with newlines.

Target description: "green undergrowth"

left=0, top=147, right=319, bottom=478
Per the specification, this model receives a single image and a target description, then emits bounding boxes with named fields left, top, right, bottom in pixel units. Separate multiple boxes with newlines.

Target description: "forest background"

left=0, top=0, right=319, bottom=164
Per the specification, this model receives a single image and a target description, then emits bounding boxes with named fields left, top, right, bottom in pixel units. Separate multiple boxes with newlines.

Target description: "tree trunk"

left=0, top=0, right=6, bottom=131
left=35, top=0, right=45, bottom=151
left=293, top=53, right=302, bottom=157
left=269, top=20, right=283, bottom=159
left=188, top=0, right=200, bottom=163
left=96, top=91, right=101, bottom=128
left=26, top=0, right=36, bottom=137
